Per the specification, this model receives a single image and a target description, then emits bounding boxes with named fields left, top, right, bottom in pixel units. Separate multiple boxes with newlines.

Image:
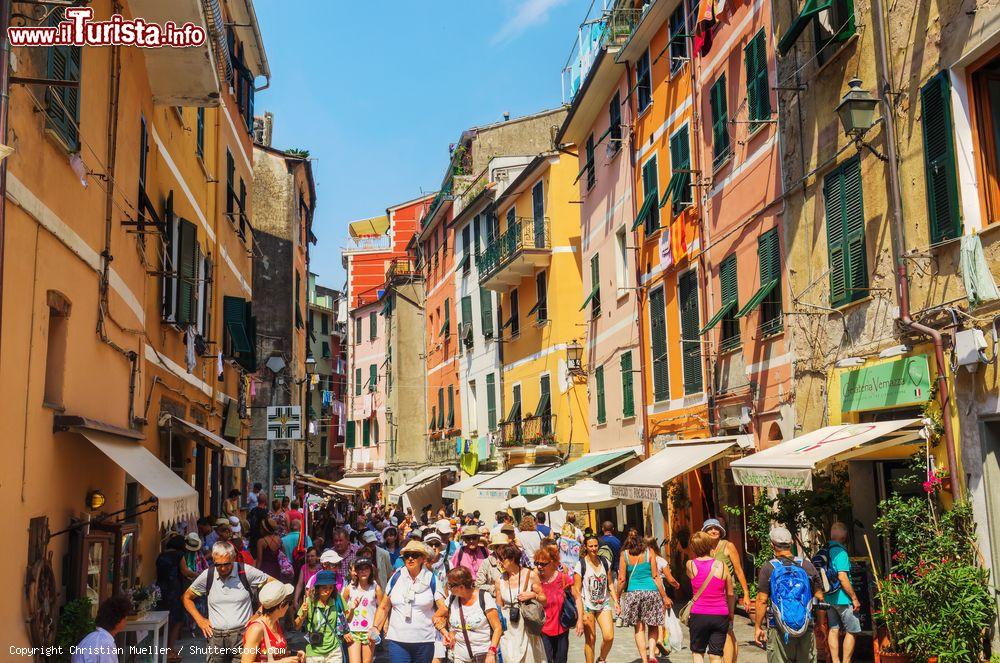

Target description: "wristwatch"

left=488, top=646, right=498, bottom=654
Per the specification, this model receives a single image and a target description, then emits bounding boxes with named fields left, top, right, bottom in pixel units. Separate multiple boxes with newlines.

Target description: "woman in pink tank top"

left=684, top=532, right=734, bottom=663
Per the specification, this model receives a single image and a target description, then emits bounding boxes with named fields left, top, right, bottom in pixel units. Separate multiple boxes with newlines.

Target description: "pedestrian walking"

left=183, top=533, right=208, bottom=579
left=242, top=581, right=303, bottom=662
left=295, top=570, right=349, bottom=663
left=71, top=595, right=131, bottom=663
left=283, top=519, right=313, bottom=560
left=308, top=549, right=345, bottom=591
left=156, top=534, right=188, bottom=661
left=516, top=515, right=545, bottom=566
left=618, top=531, right=670, bottom=663
left=575, top=534, right=618, bottom=663
left=182, top=541, right=276, bottom=663
left=373, top=540, right=449, bottom=663
left=535, top=546, right=581, bottom=663
left=493, top=543, right=547, bottom=663
left=753, top=527, right=823, bottom=663
left=343, top=558, right=384, bottom=663
left=599, top=522, right=622, bottom=574
left=295, top=547, right=322, bottom=609
left=701, top=518, right=749, bottom=663
left=475, top=532, right=508, bottom=597
left=648, top=536, right=681, bottom=657
left=331, top=528, right=361, bottom=577
left=451, top=525, right=489, bottom=577
left=535, top=513, right=552, bottom=538
left=257, top=518, right=288, bottom=580
left=685, top=531, right=735, bottom=663
left=821, top=523, right=862, bottom=663
left=363, top=529, right=392, bottom=588
left=383, top=526, right=403, bottom=568
left=436, top=566, right=502, bottom=663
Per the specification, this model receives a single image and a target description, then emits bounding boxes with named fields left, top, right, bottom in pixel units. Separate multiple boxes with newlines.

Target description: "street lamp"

left=566, top=339, right=583, bottom=375
left=836, top=78, right=887, bottom=161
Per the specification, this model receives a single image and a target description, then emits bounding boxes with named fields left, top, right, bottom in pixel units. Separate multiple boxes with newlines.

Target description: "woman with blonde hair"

left=516, top=515, right=544, bottom=565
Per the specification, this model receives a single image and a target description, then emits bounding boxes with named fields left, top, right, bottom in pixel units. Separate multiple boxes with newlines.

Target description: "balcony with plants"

left=476, top=217, right=551, bottom=291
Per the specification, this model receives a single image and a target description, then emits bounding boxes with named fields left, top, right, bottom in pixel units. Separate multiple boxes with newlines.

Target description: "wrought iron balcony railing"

left=387, top=258, right=418, bottom=281
left=497, top=413, right=557, bottom=448
left=561, top=6, right=645, bottom=103
left=476, top=217, right=551, bottom=283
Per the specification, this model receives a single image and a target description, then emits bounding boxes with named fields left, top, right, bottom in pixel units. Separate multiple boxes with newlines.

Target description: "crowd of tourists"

left=72, top=486, right=862, bottom=663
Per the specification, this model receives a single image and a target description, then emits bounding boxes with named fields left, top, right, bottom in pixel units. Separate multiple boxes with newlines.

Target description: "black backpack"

left=205, top=562, right=259, bottom=613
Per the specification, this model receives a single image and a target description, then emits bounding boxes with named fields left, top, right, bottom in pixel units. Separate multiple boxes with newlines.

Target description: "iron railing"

left=476, top=217, right=551, bottom=282
left=387, top=258, right=418, bottom=281
left=497, top=413, right=557, bottom=448
left=561, top=6, right=645, bottom=104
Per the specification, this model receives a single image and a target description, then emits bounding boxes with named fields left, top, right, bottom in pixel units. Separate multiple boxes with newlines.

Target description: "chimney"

left=503, top=111, right=510, bottom=122
left=253, top=111, right=274, bottom=146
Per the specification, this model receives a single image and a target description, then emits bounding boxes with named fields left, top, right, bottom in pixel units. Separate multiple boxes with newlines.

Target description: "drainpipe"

left=624, top=61, right=653, bottom=461
left=869, top=0, right=960, bottom=500
left=0, top=0, right=11, bottom=360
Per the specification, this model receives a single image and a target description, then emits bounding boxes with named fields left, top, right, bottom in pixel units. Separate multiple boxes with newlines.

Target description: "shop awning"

left=519, top=448, right=638, bottom=496
left=503, top=495, right=530, bottom=509
left=477, top=464, right=556, bottom=500
left=389, top=466, right=454, bottom=501
left=296, top=473, right=356, bottom=496
left=73, top=428, right=198, bottom=528
left=537, top=479, right=635, bottom=511
left=334, top=475, right=381, bottom=493
left=730, top=420, right=921, bottom=490
left=165, top=415, right=246, bottom=468
left=524, top=493, right=559, bottom=512
left=442, top=472, right=500, bottom=500
left=610, top=435, right=752, bottom=502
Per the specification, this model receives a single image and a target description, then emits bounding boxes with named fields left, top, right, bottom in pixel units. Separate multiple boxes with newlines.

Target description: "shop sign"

left=478, top=488, right=511, bottom=500
left=610, top=484, right=662, bottom=503
left=730, top=468, right=812, bottom=491
left=840, top=355, right=931, bottom=413
left=519, top=484, right=555, bottom=496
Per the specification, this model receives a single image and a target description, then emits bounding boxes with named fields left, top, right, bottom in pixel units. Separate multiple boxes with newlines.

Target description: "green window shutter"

left=669, top=127, right=692, bottom=216
left=362, top=419, right=370, bottom=447
left=462, top=295, right=473, bottom=328
left=649, top=286, right=669, bottom=402
left=370, top=312, right=377, bottom=340
left=680, top=271, right=703, bottom=394
left=443, top=298, right=451, bottom=337
left=585, top=134, right=596, bottom=189
left=223, top=295, right=251, bottom=354
left=591, top=254, right=601, bottom=317
left=824, top=156, right=868, bottom=307
left=621, top=351, right=635, bottom=418
left=176, top=219, right=198, bottom=325
left=745, top=31, right=771, bottom=128
left=430, top=406, right=437, bottom=431
left=595, top=366, right=606, bottom=424
left=448, top=385, right=455, bottom=427
left=480, top=289, right=494, bottom=337
left=196, top=108, right=205, bottom=158
left=369, top=364, right=377, bottom=390
left=346, top=421, right=355, bottom=449
left=486, top=373, right=497, bottom=431
left=710, top=75, right=731, bottom=167
left=438, top=389, right=445, bottom=429
left=920, top=72, right=962, bottom=243
left=45, top=9, right=81, bottom=151
left=642, top=156, right=660, bottom=233
left=226, top=151, right=235, bottom=218
left=719, top=254, right=741, bottom=350
left=355, top=368, right=362, bottom=396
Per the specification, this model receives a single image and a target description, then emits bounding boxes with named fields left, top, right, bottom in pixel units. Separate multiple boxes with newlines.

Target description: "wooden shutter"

left=609, top=93, right=623, bottom=144
left=355, top=368, right=362, bottom=396
left=535, top=271, right=548, bottom=321
left=532, top=182, right=545, bottom=247
left=346, top=421, right=355, bottom=449
left=162, top=196, right=176, bottom=320
left=759, top=228, right=780, bottom=283
left=596, top=366, right=606, bottom=424
left=719, top=254, right=740, bottom=348
left=621, top=351, right=635, bottom=418
left=710, top=75, right=730, bottom=165
left=486, top=373, right=497, bottom=431
left=670, top=127, right=692, bottom=214
left=745, top=31, right=771, bottom=125
left=921, top=72, right=962, bottom=243
left=447, top=385, right=455, bottom=427
left=45, top=9, right=81, bottom=150
left=226, top=151, right=235, bottom=217
left=369, top=312, right=376, bottom=340
left=362, top=419, right=370, bottom=447
left=509, top=289, right=519, bottom=336
left=462, top=296, right=473, bottom=328
left=176, top=219, right=198, bottom=325
left=585, top=134, right=596, bottom=188
left=720, top=255, right=738, bottom=305
left=480, top=290, right=494, bottom=336
left=197, top=108, right=205, bottom=157
left=643, top=156, right=660, bottom=233
left=201, top=257, right=213, bottom=340
left=649, top=286, right=669, bottom=401
left=590, top=254, right=601, bottom=316
left=824, top=156, right=867, bottom=307
left=680, top=271, right=703, bottom=394
left=438, top=388, right=445, bottom=429
left=369, top=364, right=377, bottom=389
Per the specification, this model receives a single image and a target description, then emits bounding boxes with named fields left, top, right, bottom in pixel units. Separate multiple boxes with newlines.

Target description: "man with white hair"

left=182, top=541, right=276, bottom=663
left=825, top=522, right=862, bottom=663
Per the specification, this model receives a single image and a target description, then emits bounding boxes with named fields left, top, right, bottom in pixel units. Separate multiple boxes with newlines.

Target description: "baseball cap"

left=361, top=530, right=379, bottom=544
left=313, top=570, right=336, bottom=587
left=769, top=526, right=793, bottom=546
left=319, top=549, right=343, bottom=564
left=423, top=532, right=443, bottom=545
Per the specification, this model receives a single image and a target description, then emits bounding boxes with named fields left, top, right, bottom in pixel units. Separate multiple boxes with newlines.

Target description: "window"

left=615, top=227, right=629, bottom=296
left=669, top=126, right=692, bottom=216
left=473, top=214, right=482, bottom=256
left=649, top=286, right=669, bottom=402
left=718, top=255, right=741, bottom=352
left=585, top=134, right=596, bottom=190
left=814, top=0, right=856, bottom=66
left=462, top=226, right=472, bottom=274
left=532, top=271, right=548, bottom=322
left=635, top=50, right=652, bottom=113
left=532, top=182, right=545, bottom=248
left=537, top=375, right=552, bottom=435
left=197, top=254, right=212, bottom=339
left=437, top=388, right=445, bottom=429
left=641, top=156, right=660, bottom=234
left=509, top=384, right=522, bottom=440
left=486, top=373, right=497, bottom=431
left=223, top=296, right=256, bottom=371
left=161, top=197, right=178, bottom=321
left=461, top=295, right=474, bottom=347
left=294, top=272, right=304, bottom=329
left=177, top=219, right=199, bottom=326
left=346, top=421, right=356, bottom=449
left=447, top=385, right=455, bottom=428
left=226, top=150, right=236, bottom=227
left=430, top=406, right=437, bottom=431
left=468, top=381, right=478, bottom=432
left=757, top=229, right=783, bottom=335
left=321, top=313, right=329, bottom=335
left=238, top=179, right=248, bottom=239
left=609, top=92, right=623, bottom=154
left=481, top=289, right=494, bottom=338
left=44, top=8, right=81, bottom=151
left=372, top=419, right=379, bottom=446
left=355, top=317, right=362, bottom=345
left=921, top=72, right=962, bottom=243
left=137, top=117, right=153, bottom=229
left=369, top=312, right=377, bottom=341
left=620, top=351, right=635, bottom=418
left=442, top=298, right=451, bottom=338
left=595, top=365, right=606, bottom=424
left=369, top=364, right=377, bottom=391
left=355, top=368, right=362, bottom=396
left=745, top=30, right=772, bottom=130
left=679, top=270, right=703, bottom=394
left=505, top=289, right=520, bottom=337
left=582, top=254, right=602, bottom=318
left=824, top=155, right=868, bottom=307
left=362, top=419, right=370, bottom=447
left=710, top=75, right=731, bottom=168
left=196, top=107, right=205, bottom=158
left=668, top=4, right=688, bottom=74
left=44, top=292, right=70, bottom=407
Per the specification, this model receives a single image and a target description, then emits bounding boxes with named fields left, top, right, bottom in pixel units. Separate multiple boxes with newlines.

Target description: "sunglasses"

left=402, top=552, right=423, bottom=560
left=535, top=561, right=551, bottom=567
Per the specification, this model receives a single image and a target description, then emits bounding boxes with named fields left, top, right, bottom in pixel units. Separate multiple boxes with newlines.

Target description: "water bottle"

left=370, top=630, right=382, bottom=646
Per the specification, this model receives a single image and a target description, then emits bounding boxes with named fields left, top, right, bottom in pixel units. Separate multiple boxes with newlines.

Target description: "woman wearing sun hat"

left=475, top=532, right=509, bottom=598
left=241, top=581, right=304, bottom=662
left=373, top=540, right=449, bottom=663
left=295, top=569, right=350, bottom=663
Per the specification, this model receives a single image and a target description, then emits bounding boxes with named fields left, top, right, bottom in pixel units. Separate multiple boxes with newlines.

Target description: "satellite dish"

left=265, top=356, right=287, bottom=374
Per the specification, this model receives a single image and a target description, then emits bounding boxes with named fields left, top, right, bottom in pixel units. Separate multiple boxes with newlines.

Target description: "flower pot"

left=875, top=654, right=914, bottom=663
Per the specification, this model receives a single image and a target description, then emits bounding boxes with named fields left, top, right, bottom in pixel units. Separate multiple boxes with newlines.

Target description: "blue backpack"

left=768, top=558, right=814, bottom=640
left=811, top=543, right=844, bottom=595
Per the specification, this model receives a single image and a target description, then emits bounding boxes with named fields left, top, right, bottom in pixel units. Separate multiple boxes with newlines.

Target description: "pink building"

left=346, top=298, right=387, bottom=475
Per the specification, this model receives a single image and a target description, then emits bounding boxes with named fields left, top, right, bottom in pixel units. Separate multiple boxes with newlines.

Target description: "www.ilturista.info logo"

left=8, top=7, right=206, bottom=48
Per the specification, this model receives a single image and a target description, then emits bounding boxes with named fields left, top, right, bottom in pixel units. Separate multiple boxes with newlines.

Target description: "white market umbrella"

left=502, top=495, right=529, bottom=509
left=553, top=479, right=636, bottom=510
left=524, top=493, right=560, bottom=512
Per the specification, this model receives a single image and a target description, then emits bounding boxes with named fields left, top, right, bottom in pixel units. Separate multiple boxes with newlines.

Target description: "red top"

left=244, top=617, right=287, bottom=662
left=540, top=571, right=572, bottom=636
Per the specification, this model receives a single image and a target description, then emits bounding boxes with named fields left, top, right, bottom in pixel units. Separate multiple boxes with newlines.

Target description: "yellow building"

left=0, top=0, right=267, bottom=646
left=480, top=153, right=588, bottom=469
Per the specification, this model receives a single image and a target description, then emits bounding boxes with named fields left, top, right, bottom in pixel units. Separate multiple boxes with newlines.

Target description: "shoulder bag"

left=515, top=570, right=546, bottom=636
left=677, top=559, right=717, bottom=626
left=456, top=592, right=489, bottom=663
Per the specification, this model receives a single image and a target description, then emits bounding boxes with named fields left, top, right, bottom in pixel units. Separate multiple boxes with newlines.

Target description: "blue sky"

left=255, top=0, right=591, bottom=289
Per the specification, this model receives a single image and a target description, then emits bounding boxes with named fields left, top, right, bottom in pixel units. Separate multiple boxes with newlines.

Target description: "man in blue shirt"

left=825, top=522, right=862, bottom=663
left=599, top=521, right=622, bottom=572
left=535, top=512, right=552, bottom=536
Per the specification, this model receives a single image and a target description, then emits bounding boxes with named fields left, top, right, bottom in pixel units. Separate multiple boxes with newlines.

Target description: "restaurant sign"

left=610, top=484, right=662, bottom=503
left=840, top=355, right=931, bottom=414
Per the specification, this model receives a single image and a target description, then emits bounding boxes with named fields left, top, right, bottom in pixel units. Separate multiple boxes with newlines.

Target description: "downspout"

left=0, top=0, right=11, bottom=363
left=625, top=60, right=653, bottom=461
left=869, top=0, right=960, bottom=500
left=208, top=99, right=223, bottom=419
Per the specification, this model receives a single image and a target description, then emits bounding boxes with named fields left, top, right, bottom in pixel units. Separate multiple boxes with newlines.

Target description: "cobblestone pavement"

left=177, top=616, right=768, bottom=663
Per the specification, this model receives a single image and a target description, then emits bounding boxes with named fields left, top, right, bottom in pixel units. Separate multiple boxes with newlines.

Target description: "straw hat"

left=489, top=532, right=510, bottom=547
left=400, top=540, right=430, bottom=557
left=460, top=524, right=482, bottom=538
left=184, top=533, right=202, bottom=552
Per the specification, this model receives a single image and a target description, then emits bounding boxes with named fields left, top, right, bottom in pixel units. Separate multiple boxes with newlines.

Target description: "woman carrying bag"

left=294, top=570, right=350, bottom=663
left=617, top=532, right=670, bottom=663
left=493, top=543, right=547, bottom=663
left=534, top=547, right=582, bottom=663
left=680, top=532, right=735, bottom=663
left=436, top=567, right=502, bottom=663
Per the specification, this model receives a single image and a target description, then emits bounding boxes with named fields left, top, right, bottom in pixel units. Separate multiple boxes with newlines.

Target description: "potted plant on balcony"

left=872, top=468, right=995, bottom=663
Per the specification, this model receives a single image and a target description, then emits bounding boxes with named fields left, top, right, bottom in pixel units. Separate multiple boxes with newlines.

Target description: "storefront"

left=334, top=473, right=382, bottom=503
left=160, top=414, right=247, bottom=516
left=388, top=466, right=455, bottom=512
left=517, top=448, right=638, bottom=497
left=473, top=464, right=557, bottom=518
left=441, top=471, right=501, bottom=513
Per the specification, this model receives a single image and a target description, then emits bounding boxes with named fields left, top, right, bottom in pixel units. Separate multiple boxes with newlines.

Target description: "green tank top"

left=625, top=550, right=656, bottom=592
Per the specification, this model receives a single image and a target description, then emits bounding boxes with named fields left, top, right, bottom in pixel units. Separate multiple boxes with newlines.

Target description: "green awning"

left=580, top=287, right=599, bottom=311
left=518, top=449, right=637, bottom=496
left=736, top=279, right=778, bottom=318
left=778, top=0, right=832, bottom=55
left=700, top=299, right=737, bottom=334
left=659, top=172, right=684, bottom=209
left=631, top=194, right=656, bottom=231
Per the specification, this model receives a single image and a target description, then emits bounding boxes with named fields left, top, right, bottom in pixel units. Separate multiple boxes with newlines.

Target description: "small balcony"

left=477, top=217, right=551, bottom=291
left=497, top=414, right=557, bottom=449
left=561, top=6, right=644, bottom=104
left=387, top=259, right=418, bottom=282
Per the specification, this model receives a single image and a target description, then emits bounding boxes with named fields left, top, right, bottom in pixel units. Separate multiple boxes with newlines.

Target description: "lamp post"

left=836, top=78, right=887, bottom=161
